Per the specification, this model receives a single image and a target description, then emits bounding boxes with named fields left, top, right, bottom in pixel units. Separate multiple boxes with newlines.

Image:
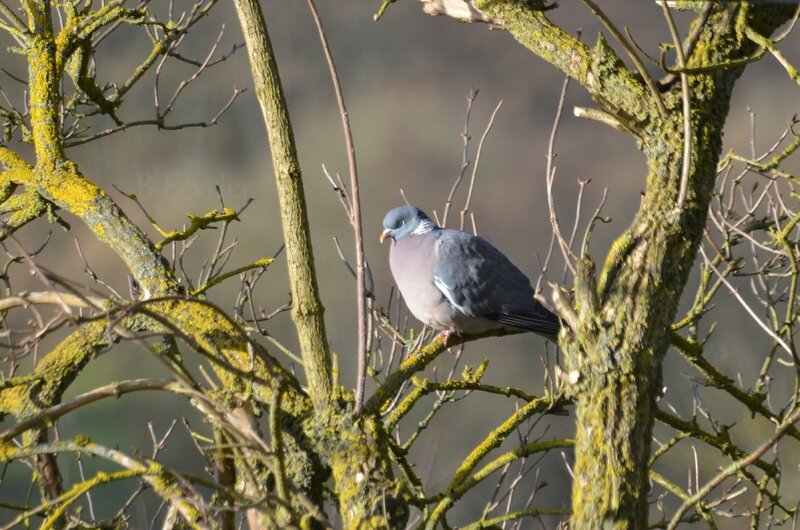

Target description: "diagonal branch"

left=467, top=0, right=656, bottom=125
left=363, top=327, right=526, bottom=415
left=0, top=378, right=179, bottom=442
left=580, top=0, right=666, bottom=117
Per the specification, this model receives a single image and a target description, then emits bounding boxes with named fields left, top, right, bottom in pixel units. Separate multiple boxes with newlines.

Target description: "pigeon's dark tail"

left=490, top=307, right=561, bottom=342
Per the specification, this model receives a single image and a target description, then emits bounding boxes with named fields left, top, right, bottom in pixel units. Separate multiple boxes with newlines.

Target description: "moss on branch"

left=472, top=0, right=656, bottom=128
left=364, top=327, right=526, bottom=416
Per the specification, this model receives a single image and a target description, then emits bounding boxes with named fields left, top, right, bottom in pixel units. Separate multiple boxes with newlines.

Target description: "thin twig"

left=658, top=2, right=713, bottom=86
left=442, top=89, right=477, bottom=228
left=662, top=1, right=693, bottom=210
left=0, top=291, right=106, bottom=312
left=545, top=76, right=577, bottom=273
left=460, top=100, right=502, bottom=231
left=700, top=246, right=793, bottom=358
left=306, top=0, right=368, bottom=412
left=564, top=179, right=591, bottom=283
left=666, top=405, right=800, bottom=529
left=64, top=87, right=245, bottom=147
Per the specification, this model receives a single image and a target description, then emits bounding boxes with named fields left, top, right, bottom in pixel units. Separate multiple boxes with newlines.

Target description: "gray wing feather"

left=432, top=230, right=559, bottom=336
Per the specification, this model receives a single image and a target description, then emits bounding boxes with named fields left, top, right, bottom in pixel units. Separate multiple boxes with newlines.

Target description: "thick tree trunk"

left=559, top=7, right=796, bottom=526
left=233, top=2, right=410, bottom=527
left=434, top=2, right=799, bottom=527
left=566, top=144, right=704, bottom=527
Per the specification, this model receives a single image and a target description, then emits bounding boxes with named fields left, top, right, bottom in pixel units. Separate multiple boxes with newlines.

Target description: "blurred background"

left=0, top=1, right=799, bottom=527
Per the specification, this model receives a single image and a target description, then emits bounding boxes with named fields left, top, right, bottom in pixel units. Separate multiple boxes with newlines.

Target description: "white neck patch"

left=412, top=218, right=437, bottom=235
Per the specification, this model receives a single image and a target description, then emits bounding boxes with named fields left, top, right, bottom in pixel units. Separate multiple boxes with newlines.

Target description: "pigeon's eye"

left=400, top=220, right=405, bottom=226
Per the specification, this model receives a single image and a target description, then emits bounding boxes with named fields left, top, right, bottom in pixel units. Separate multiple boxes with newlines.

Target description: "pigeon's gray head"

left=380, top=205, right=436, bottom=243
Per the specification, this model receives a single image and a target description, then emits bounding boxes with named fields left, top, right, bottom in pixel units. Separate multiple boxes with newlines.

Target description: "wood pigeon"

left=380, top=205, right=560, bottom=343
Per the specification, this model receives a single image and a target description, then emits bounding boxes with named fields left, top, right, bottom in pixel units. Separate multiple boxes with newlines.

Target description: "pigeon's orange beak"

left=379, top=229, right=391, bottom=243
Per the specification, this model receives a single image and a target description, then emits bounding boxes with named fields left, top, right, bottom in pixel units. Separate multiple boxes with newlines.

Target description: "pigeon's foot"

left=436, top=329, right=459, bottom=347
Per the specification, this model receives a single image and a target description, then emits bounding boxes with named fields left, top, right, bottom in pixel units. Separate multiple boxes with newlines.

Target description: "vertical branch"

left=26, top=2, right=62, bottom=164
left=662, top=2, right=692, bottom=210
left=33, top=430, right=64, bottom=514
left=306, top=0, right=368, bottom=412
left=233, top=0, right=332, bottom=408
left=212, top=427, right=236, bottom=530
left=545, top=76, right=577, bottom=273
